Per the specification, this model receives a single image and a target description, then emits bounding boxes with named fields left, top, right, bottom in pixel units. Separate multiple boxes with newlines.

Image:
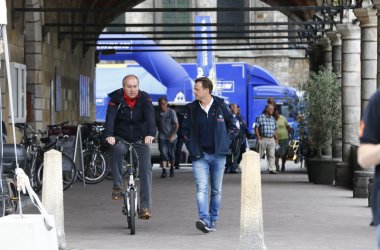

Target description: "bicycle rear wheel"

left=37, top=154, right=77, bottom=191
left=78, top=150, right=108, bottom=184
left=127, top=188, right=136, bottom=235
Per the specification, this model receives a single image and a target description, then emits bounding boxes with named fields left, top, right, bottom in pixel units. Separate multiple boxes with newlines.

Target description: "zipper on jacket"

left=130, top=109, right=133, bottom=139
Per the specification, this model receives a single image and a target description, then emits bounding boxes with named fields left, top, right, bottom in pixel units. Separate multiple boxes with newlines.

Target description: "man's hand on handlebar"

left=106, top=136, right=116, bottom=145
left=144, top=136, right=154, bottom=144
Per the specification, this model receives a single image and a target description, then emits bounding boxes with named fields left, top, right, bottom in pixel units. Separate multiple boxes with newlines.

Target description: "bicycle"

left=78, top=122, right=109, bottom=184
left=0, top=144, right=27, bottom=217
left=35, top=122, right=77, bottom=191
left=114, top=136, right=140, bottom=235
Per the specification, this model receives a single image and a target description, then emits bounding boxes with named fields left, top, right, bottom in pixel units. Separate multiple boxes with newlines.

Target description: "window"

left=162, top=0, right=192, bottom=38
left=9, top=62, right=27, bottom=123
left=79, top=75, right=90, bottom=117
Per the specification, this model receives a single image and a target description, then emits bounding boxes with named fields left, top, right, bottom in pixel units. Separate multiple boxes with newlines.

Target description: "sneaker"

left=281, top=165, right=285, bottom=172
left=139, top=208, right=152, bottom=219
left=112, top=188, right=123, bottom=200
left=209, top=221, right=216, bottom=232
left=269, top=170, right=278, bottom=174
left=195, top=220, right=210, bottom=233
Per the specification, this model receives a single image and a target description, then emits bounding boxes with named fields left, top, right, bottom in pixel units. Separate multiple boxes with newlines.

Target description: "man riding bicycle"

left=104, top=74, right=156, bottom=220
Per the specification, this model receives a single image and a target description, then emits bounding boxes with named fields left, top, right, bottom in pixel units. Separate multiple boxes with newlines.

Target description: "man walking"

left=156, top=97, right=179, bottom=178
left=255, top=104, right=278, bottom=174
left=104, top=74, right=156, bottom=220
left=358, top=90, right=380, bottom=248
left=182, top=77, right=238, bottom=233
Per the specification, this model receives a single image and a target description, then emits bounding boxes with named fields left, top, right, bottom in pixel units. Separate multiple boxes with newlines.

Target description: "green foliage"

left=303, top=67, right=341, bottom=158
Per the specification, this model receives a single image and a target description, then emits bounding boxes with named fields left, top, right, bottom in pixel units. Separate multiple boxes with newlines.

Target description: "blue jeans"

left=158, top=138, right=177, bottom=162
left=192, top=153, right=226, bottom=226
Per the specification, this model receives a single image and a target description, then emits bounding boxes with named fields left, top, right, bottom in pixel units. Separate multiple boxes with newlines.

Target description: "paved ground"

left=23, top=160, right=376, bottom=250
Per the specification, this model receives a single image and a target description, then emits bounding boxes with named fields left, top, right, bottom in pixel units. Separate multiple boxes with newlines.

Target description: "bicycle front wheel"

left=128, top=188, right=136, bottom=235
left=37, top=154, right=77, bottom=191
left=78, top=150, right=108, bottom=184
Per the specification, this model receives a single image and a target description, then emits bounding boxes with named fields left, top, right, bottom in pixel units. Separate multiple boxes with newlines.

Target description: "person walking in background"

left=174, top=106, right=185, bottom=169
left=182, top=77, right=238, bottom=233
left=255, top=104, right=278, bottom=174
left=274, top=109, right=293, bottom=172
left=358, top=90, right=380, bottom=249
left=225, top=103, right=248, bottom=174
left=104, top=74, right=155, bottom=220
left=156, top=97, right=179, bottom=178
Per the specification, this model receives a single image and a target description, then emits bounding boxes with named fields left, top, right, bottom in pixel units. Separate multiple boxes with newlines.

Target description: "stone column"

left=318, top=37, right=332, bottom=69
left=318, top=37, right=333, bottom=156
left=373, top=1, right=380, bottom=89
left=354, top=7, right=378, bottom=115
left=335, top=22, right=361, bottom=186
left=326, top=31, right=343, bottom=158
left=336, top=22, right=361, bottom=161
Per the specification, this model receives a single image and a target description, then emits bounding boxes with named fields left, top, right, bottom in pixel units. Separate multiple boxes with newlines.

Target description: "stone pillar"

left=352, top=7, right=377, bottom=197
left=373, top=1, right=380, bottom=89
left=318, top=37, right=333, bottom=156
left=336, top=22, right=361, bottom=161
left=326, top=32, right=343, bottom=158
left=318, top=37, right=332, bottom=69
left=354, top=7, right=378, bottom=115
left=335, top=22, right=361, bottom=187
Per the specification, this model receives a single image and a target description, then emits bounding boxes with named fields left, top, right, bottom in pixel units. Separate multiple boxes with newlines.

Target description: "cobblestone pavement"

left=23, top=160, right=375, bottom=250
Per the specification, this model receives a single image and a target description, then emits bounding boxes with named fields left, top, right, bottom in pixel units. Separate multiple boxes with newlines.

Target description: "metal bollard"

left=42, top=149, right=66, bottom=249
left=238, top=150, right=267, bottom=250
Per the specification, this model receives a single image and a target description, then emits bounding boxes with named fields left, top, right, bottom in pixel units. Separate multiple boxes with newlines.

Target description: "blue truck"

left=96, top=34, right=298, bottom=134
left=95, top=62, right=298, bottom=134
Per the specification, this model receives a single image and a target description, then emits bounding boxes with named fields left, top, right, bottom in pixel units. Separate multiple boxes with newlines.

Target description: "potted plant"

left=301, top=66, right=342, bottom=184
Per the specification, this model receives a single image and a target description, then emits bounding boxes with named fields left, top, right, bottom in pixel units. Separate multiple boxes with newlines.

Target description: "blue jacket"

left=181, top=96, right=238, bottom=161
left=103, top=88, right=156, bottom=143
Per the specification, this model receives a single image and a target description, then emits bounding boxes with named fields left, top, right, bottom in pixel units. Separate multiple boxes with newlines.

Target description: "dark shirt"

left=360, top=90, right=380, bottom=225
left=195, top=104, right=215, bottom=154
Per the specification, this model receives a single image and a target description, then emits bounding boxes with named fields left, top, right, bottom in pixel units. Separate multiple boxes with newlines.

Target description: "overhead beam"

left=73, top=35, right=320, bottom=42
left=90, top=41, right=312, bottom=48
left=44, top=20, right=337, bottom=28
left=14, top=6, right=349, bottom=13
left=61, top=28, right=327, bottom=36
left=97, top=47, right=308, bottom=53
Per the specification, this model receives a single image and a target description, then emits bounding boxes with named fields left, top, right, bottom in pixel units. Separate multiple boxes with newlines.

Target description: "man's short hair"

left=158, top=97, right=168, bottom=104
left=122, top=74, right=139, bottom=87
left=195, top=77, right=213, bottom=94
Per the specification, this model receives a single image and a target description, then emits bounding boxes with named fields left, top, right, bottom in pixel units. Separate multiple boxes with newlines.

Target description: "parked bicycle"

left=115, top=136, right=140, bottom=235
left=16, top=122, right=77, bottom=191
left=78, top=122, right=109, bottom=184
left=37, top=122, right=77, bottom=191
left=0, top=144, right=27, bottom=217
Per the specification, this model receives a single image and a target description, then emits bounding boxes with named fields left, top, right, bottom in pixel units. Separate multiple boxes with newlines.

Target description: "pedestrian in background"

left=225, top=103, right=248, bottom=174
left=274, top=109, right=293, bottom=172
left=255, top=104, right=278, bottom=174
left=182, top=77, right=238, bottom=233
left=156, top=97, right=179, bottom=178
left=174, top=105, right=185, bottom=169
left=358, top=89, right=380, bottom=249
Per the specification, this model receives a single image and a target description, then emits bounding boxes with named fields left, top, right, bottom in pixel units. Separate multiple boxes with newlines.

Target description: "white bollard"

left=238, top=150, right=267, bottom=250
left=42, top=149, right=66, bottom=249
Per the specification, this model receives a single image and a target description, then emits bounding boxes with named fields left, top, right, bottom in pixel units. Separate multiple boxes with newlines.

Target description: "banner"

left=195, top=16, right=216, bottom=83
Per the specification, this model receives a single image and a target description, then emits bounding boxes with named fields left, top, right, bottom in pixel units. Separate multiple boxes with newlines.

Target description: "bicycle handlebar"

left=47, top=121, right=69, bottom=129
